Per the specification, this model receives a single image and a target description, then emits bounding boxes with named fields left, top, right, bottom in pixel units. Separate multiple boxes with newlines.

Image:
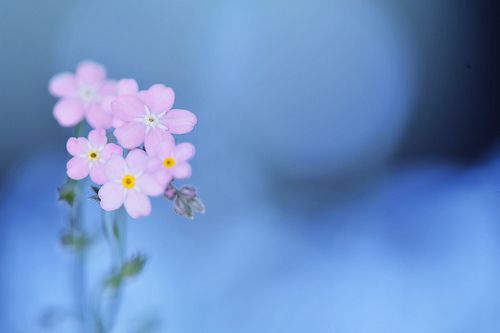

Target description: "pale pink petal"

left=101, top=96, right=115, bottom=113
left=124, top=190, right=151, bottom=219
left=117, top=79, right=139, bottom=95
left=104, top=155, right=127, bottom=181
left=173, top=142, right=195, bottom=162
left=143, top=84, right=175, bottom=113
left=54, top=98, right=85, bottom=127
left=172, top=162, right=192, bottom=179
left=144, top=128, right=173, bottom=155
left=86, top=103, right=113, bottom=129
left=137, top=174, right=164, bottom=196
left=145, top=157, right=162, bottom=173
left=101, top=143, right=123, bottom=160
left=138, top=90, right=147, bottom=103
left=162, top=109, right=197, bottom=134
left=49, top=73, right=77, bottom=97
left=76, top=61, right=106, bottom=85
left=155, top=137, right=176, bottom=158
left=89, top=163, right=107, bottom=185
left=88, top=129, right=107, bottom=147
left=125, top=149, right=147, bottom=175
left=114, top=122, right=146, bottom=149
left=99, top=183, right=125, bottom=211
left=155, top=169, right=173, bottom=185
left=99, top=81, right=117, bottom=96
left=66, top=137, right=89, bottom=156
left=111, top=95, right=145, bottom=121
left=67, top=157, right=89, bottom=180
left=112, top=117, right=125, bottom=129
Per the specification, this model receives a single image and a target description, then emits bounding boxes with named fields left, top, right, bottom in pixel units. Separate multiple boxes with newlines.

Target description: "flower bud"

left=178, top=185, right=197, bottom=200
left=164, top=183, right=177, bottom=200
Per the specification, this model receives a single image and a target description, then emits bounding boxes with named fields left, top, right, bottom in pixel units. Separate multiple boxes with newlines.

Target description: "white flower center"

left=143, top=114, right=159, bottom=127
left=135, top=105, right=169, bottom=133
left=79, top=86, right=97, bottom=102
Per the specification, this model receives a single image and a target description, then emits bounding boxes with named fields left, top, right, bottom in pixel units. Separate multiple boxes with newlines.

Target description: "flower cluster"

left=50, top=61, right=201, bottom=219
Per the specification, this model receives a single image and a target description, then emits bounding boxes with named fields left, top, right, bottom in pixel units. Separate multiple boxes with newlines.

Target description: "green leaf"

left=58, top=179, right=77, bottom=206
left=105, top=274, right=124, bottom=289
left=60, top=231, right=90, bottom=251
left=105, top=254, right=147, bottom=289
left=122, top=254, right=147, bottom=277
left=89, top=185, right=101, bottom=202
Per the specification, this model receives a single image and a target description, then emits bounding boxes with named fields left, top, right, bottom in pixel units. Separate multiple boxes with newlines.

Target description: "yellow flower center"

left=163, top=157, right=176, bottom=168
left=122, top=175, right=135, bottom=189
left=88, top=150, right=99, bottom=161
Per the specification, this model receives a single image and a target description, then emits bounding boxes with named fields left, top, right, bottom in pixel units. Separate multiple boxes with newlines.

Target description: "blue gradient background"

left=0, top=0, right=499, bottom=332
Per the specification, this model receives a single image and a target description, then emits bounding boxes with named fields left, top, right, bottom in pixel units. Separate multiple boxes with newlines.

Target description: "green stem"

left=70, top=180, right=89, bottom=333
left=74, top=121, right=84, bottom=137
left=99, top=208, right=127, bottom=332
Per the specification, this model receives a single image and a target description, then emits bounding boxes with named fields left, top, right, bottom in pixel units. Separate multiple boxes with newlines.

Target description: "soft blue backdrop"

left=0, top=0, right=498, bottom=332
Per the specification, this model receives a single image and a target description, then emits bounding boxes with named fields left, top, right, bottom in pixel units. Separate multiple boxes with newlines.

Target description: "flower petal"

left=155, top=169, right=173, bottom=185
left=101, top=143, right=123, bottom=160
left=99, top=81, right=117, bottom=96
left=137, top=174, right=164, bottom=196
left=49, top=73, right=77, bottom=97
left=162, top=109, right=197, bottom=134
left=124, top=190, right=151, bottom=219
left=154, top=137, right=176, bottom=158
left=53, top=98, right=85, bottom=127
left=174, top=142, right=196, bottom=161
left=144, top=128, right=173, bottom=156
left=125, top=149, right=147, bottom=175
left=66, top=137, right=89, bottom=156
left=76, top=61, right=106, bottom=85
left=172, top=162, right=192, bottom=179
left=143, top=84, right=175, bottom=113
left=99, top=182, right=125, bottom=211
left=88, top=129, right=107, bottom=147
left=112, top=117, right=125, bottom=129
left=145, top=157, right=162, bottom=173
left=90, top=162, right=107, bottom=185
left=111, top=95, right=145, bottom=121
left=104, top=154, right=127, bottom=181
left=86, top=103, right=113, bottom=129
left=67, top=157, right=89, bottom=180
left=113, top=122, right=146, bottom=149
left=117, top=79, right=139, bottom=95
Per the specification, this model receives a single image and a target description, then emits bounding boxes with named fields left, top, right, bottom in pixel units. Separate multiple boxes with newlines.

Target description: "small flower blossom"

left=94, top=79, right=140, bottom=130
left=98, top=150, right=164, bottom=219
left=146, top=136, right=195, bottom=185
left=52, top=61, right=203, bottom=220
left=49, top=61, right=116, bottom=127
left=112, top=84, right=197, bottom=149
left=66, top=129, right=123, bottom=184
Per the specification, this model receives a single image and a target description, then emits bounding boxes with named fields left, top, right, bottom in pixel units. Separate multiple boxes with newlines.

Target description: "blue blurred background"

left=1, top=0, right=500, bottom=332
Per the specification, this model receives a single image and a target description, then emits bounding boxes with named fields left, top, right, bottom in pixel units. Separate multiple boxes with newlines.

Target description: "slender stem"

left=99, top=208, right=127, bottom=332
left=69, top=179, right=89, bottom=333
left=74, top=121, right=84, bottom=137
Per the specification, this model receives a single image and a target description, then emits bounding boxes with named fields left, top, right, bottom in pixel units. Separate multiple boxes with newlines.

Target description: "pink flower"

left=94, top=79, right=140, bottom=130
left=49, top=61, right=116, bottom=128
left=66, top=129, right=123, bottom=184
left=98, top=150, right=164, bottom=218
left=147, top=136, right=196, bottom=185
left=112, top=84, right=197, bottom=149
